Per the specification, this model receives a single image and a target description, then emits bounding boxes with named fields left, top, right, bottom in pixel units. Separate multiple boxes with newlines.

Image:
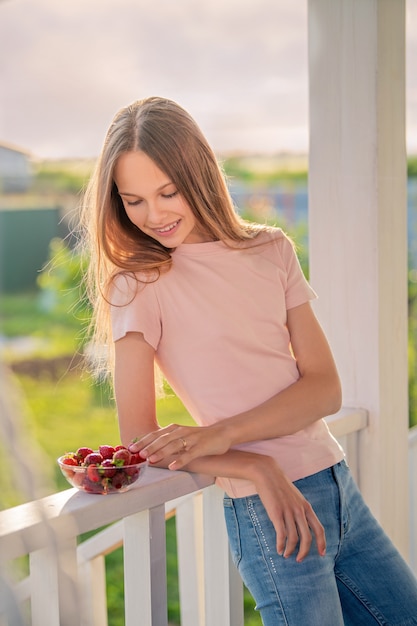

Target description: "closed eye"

left=120, top=188, right=178, bottom=206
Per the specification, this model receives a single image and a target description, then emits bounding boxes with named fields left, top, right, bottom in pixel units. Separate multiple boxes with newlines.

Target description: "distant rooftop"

left=0, top=141, right=33, bottom=158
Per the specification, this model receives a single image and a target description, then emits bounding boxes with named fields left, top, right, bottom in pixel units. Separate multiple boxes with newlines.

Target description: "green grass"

left=0, top=289, right=261, bottom=624
left=32, top=159, right=93, bottom=195
left=0, top=291, right=88, bottom=360
left=2, top=370, right=261, bottom=625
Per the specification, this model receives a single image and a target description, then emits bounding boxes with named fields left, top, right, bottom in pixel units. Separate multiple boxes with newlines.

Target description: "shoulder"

left=110, top=270, right=162, bottom=347
left=245, top=226, right=295, bottom=257
left=110, top=271, right=159, bottom=307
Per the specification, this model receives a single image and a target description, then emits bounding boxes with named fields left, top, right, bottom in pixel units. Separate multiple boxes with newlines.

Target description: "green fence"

left=0, top=207, right=65, bottom=293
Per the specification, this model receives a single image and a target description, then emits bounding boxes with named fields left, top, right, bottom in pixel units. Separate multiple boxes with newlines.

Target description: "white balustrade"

left=5, top=408, right=417, bottom=626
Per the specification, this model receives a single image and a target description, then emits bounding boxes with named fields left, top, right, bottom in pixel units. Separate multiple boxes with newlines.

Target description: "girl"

left=82, top=96, right=417, bottom=625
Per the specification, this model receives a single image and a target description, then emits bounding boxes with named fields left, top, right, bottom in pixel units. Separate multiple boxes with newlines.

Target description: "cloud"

left=0, top=0, right=415, bottom=158
left=0, top=0, right=310, bottom=157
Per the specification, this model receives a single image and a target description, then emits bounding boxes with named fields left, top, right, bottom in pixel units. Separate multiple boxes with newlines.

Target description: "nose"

left=146, top=198, right=167, bottom=225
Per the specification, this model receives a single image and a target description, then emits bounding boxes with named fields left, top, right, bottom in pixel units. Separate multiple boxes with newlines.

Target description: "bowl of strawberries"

left=57, top=444, right=146, bottom=494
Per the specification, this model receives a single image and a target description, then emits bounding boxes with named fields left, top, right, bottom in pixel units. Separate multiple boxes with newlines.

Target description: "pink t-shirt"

left=111, top=228, right=344, bottom=497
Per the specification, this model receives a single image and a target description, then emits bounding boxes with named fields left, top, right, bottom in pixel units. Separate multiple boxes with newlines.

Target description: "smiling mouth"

left=155, top=220, right=180, bottom=234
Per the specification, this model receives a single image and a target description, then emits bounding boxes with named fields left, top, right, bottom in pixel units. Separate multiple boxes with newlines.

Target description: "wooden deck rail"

left=0, top=407, right=377, bottom=626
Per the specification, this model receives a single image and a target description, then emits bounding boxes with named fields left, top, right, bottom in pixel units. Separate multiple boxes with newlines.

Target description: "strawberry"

left=84, top=452, right=103, bottom=466
left=99, top=445, right=115, bottom=460
left=87, top=464, right=100, bottom=482
left=61, top=455, right=79, bottom=467
left=125, top=465, right=141, bottom=477
left=110, top=471, right=126, bottom=490
left=76, top=447, right=94, bottom=461
left=114, top=444, right=128, bottom=452
left=84, top=482, right=103, bottom=493
left=113, top=448, right=131, bottom=466
left=101, top=459, right=117, bottom=477
left=72, top=471, right=86, bottom=488
left=129, top=452, right=143, bottom=465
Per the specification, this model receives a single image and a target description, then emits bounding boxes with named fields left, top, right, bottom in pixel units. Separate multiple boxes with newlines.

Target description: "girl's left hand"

left=129, top=427, right=326, bottom=561
left=129, top=423, right=230, bottom=469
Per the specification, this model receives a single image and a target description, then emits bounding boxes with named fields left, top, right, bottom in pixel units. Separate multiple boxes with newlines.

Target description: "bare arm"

left=114, top=330, right=326, bottom=561
left=185, top=450, right=326, bottom=563
left=134, top=302, right=342, bottom=469
left=114, top=331, right=159, bottom=443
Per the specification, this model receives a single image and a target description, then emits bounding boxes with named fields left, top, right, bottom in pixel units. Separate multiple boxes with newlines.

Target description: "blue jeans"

left=224, top=460, right=417, bottom=625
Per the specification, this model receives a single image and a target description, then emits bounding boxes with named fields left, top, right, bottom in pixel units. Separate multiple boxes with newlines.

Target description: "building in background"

left=0, top=142, right=33, bottom=193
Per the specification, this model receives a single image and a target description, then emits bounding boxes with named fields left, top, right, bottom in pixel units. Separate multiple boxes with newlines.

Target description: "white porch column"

left=308, top=0, right=409, bottom=556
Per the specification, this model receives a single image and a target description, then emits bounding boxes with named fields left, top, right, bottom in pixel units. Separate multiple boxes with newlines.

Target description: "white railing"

left=0, top=463, right=241, bottom=626
left=7, top=407, right=417, bottom=626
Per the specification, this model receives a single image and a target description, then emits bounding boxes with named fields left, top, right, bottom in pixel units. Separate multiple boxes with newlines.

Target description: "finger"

left=128, top=433, right=160, bottom=453
left=282, top=518, right=301, bottom=559
left=169, top=436, right=195, bottom=465
left=306, top=509, right=326, bottom=557
left=274, top=517, right=287, bottom=556
left=131, top=425, right=181, bottom=457
left=128, top=433, right=155, bottom=452
left=145, top=436, right=186, bottom=462
left=144, top=427, right=194, bottom=460
left=293, top=522, right=313, bottom=562
left=168, top=450, right=194, bottom=470
left=146, top=429, right=195, bottom=463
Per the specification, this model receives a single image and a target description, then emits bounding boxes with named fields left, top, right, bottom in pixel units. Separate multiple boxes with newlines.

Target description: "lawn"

left=0, top=291, right=262, bottom=625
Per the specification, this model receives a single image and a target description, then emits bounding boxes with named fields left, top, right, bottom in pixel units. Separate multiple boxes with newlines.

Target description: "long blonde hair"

left=80, top=96, right=265, bottom=378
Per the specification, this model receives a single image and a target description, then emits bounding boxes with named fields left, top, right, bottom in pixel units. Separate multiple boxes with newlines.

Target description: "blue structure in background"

left=229, top=179, right=417, bottom=273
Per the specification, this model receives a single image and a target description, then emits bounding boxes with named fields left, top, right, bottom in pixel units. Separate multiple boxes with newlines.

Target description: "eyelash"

left=125, top=190, right=178, bottom=206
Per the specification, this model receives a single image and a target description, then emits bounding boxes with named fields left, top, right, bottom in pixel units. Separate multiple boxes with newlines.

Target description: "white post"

left=30, top=546, right=60, bottom=626
left=308, top=0, right=409, bottom=556
left=176, top=494, right=205, bottom=626
left=78, top=556, right=108, bottom=626
left=202, top=486, right=244, bottom=626
left=30, top=535, right=80, bottom=626
left=124, top=506, right=167, bottom=626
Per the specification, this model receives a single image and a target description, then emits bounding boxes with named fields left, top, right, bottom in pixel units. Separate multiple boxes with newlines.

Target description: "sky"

left=0, top=0, right=416, bottom=160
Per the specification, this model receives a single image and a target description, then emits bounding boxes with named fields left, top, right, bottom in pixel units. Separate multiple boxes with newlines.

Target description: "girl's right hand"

left=250, top=455, right=326, bottom=563
left=185, top=449, right=327, bottom=562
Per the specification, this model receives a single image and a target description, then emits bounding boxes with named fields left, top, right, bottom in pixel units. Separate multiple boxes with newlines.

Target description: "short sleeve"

left=110, top=273, right=161, bottom=349
left=277, top=233, right=317, bottom=310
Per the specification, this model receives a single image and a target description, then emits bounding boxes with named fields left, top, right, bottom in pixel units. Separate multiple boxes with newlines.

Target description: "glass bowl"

left=57, top=455, right=145, bottom=494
